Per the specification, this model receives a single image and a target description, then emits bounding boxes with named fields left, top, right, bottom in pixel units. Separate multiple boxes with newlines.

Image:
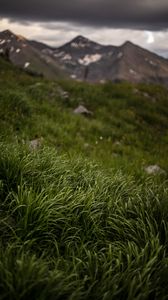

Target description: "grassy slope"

left=0, top=57, right=168, bottom=176
left=0, top=57, right=168, bottom=299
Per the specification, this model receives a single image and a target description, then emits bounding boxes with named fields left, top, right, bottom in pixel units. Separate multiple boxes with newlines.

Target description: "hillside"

left=0, top=57, right=168, bottom=299
left=0, top=55, right=168, bottom=174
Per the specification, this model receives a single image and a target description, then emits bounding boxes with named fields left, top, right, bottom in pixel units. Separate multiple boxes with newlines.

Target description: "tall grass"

left=1, top=58, right=168, bottom=298
left=0, top=143, right=168, bottom=299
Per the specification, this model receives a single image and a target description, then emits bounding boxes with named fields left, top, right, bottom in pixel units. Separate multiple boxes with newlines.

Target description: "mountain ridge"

left=0, top=29, right=168, bottom=85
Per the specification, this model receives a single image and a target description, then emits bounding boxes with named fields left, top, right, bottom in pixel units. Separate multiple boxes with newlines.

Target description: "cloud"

left=0, top=0, right=168, bottom=30
left=146, top=32, right=155, bottom=44
left=0, top=17, right=168, bottom=58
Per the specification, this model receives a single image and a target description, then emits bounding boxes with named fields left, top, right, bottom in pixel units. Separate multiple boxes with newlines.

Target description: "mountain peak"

left=67, top=35, right=102, bottom=50
left=122, top=41, right=135, bottom=48
left=2, top=29, right=13, bottom=34
left=0, top=29, right=14, bottom=37
left=58, top=35, right=94, bottom=50
left=0, top=30, right=26, bottom=42
left=70, top=35, right=91, bottom=45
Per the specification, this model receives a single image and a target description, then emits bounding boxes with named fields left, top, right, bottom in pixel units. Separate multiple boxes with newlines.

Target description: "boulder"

left=145, top=165, right=166, bottom=175
left=74, top=105, right=93, bottom=116
left=29, top=138, right=43, bottom=150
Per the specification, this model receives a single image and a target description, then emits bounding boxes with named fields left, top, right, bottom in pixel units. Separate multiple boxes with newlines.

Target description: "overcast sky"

left=0, top=0, right=168, bottom=57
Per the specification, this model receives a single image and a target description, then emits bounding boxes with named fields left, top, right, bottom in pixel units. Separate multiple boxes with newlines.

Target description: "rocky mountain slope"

left=1, top=29, right=168, bottom=85
left=0, top=30, right=67, bottom=79
left=50, top=36, right=168, bottom=84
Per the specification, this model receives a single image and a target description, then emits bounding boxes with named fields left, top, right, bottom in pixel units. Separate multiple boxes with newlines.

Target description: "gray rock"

left=145, top=165, right=166, bottom=175
left=74, top=105, right=93, bottom=116
left=29, top=138, right=43, bottom=150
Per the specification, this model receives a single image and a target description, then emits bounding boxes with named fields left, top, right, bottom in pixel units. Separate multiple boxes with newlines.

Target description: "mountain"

left=1, top=29, right=168, bottom=85
left=50, top=35, right=116, bottom=80
left=0, top=30, right=67, bottom=79
left=48, top=37, right=168, bottom=85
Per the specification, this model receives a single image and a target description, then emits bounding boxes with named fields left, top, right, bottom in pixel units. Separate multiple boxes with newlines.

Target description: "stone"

left=145, top=165, right=166, bottom=175
left=29, top=138, right=43, bottom=150
left=74, top=105, right=93, bottom=116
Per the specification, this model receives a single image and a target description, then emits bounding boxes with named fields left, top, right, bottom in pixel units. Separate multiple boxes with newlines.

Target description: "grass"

left=0, top=57, right=168, bottom=299
left=0, top=56, right=168, bottom=176
left=0, top=144, right=168, bottom=299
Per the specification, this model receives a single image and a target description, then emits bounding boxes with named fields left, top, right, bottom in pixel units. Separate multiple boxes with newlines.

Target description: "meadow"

left=0, top=56, right=168, bottom=299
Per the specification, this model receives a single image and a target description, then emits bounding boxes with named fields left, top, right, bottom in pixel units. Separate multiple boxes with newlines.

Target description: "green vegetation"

left=0, top=56, right=168, bottom=299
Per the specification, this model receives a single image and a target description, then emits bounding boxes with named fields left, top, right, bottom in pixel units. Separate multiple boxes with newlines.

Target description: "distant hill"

left=1, top=29, right=168, bottom=85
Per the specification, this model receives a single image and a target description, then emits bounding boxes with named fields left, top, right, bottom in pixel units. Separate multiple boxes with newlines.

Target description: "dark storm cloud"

left=0, top=0, right=168, bottom=30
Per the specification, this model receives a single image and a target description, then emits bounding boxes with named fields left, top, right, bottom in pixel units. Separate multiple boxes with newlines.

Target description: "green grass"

left=0, top=144, right=168, bottom=299
left=0, top=57, right=168, bottom=299
left=0, top=56, right=168, bottom=176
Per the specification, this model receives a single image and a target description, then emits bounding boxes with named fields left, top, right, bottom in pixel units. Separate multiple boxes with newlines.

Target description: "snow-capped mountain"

left=1, top=29, right=168, bottom=85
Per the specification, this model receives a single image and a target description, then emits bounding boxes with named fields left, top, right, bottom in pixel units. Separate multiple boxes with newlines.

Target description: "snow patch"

left=71, top=43, right=79, bottom=48
left=62, top=54, right=72, bottom=61
left=78, top=54, right=102, bottom=66
left=16, top=48, right=21, bottom=53
left=129, top=69, right=137, bottom=75
left=117, top=52, right=123, bottom=59
left=71, top=74, right=77, bottom=79
left=149, top=60, right=157, bottom=66
left=0, top=40, right=6, bottom=45
left=24, top=62, right=30, bottom=68
left=145, top=58, right=157, bottom=67
left=54, top=51, right=65, bottom=57
left=42, top=49, right=53, bottom=55
left=71, top=41, right=90, bottom=48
